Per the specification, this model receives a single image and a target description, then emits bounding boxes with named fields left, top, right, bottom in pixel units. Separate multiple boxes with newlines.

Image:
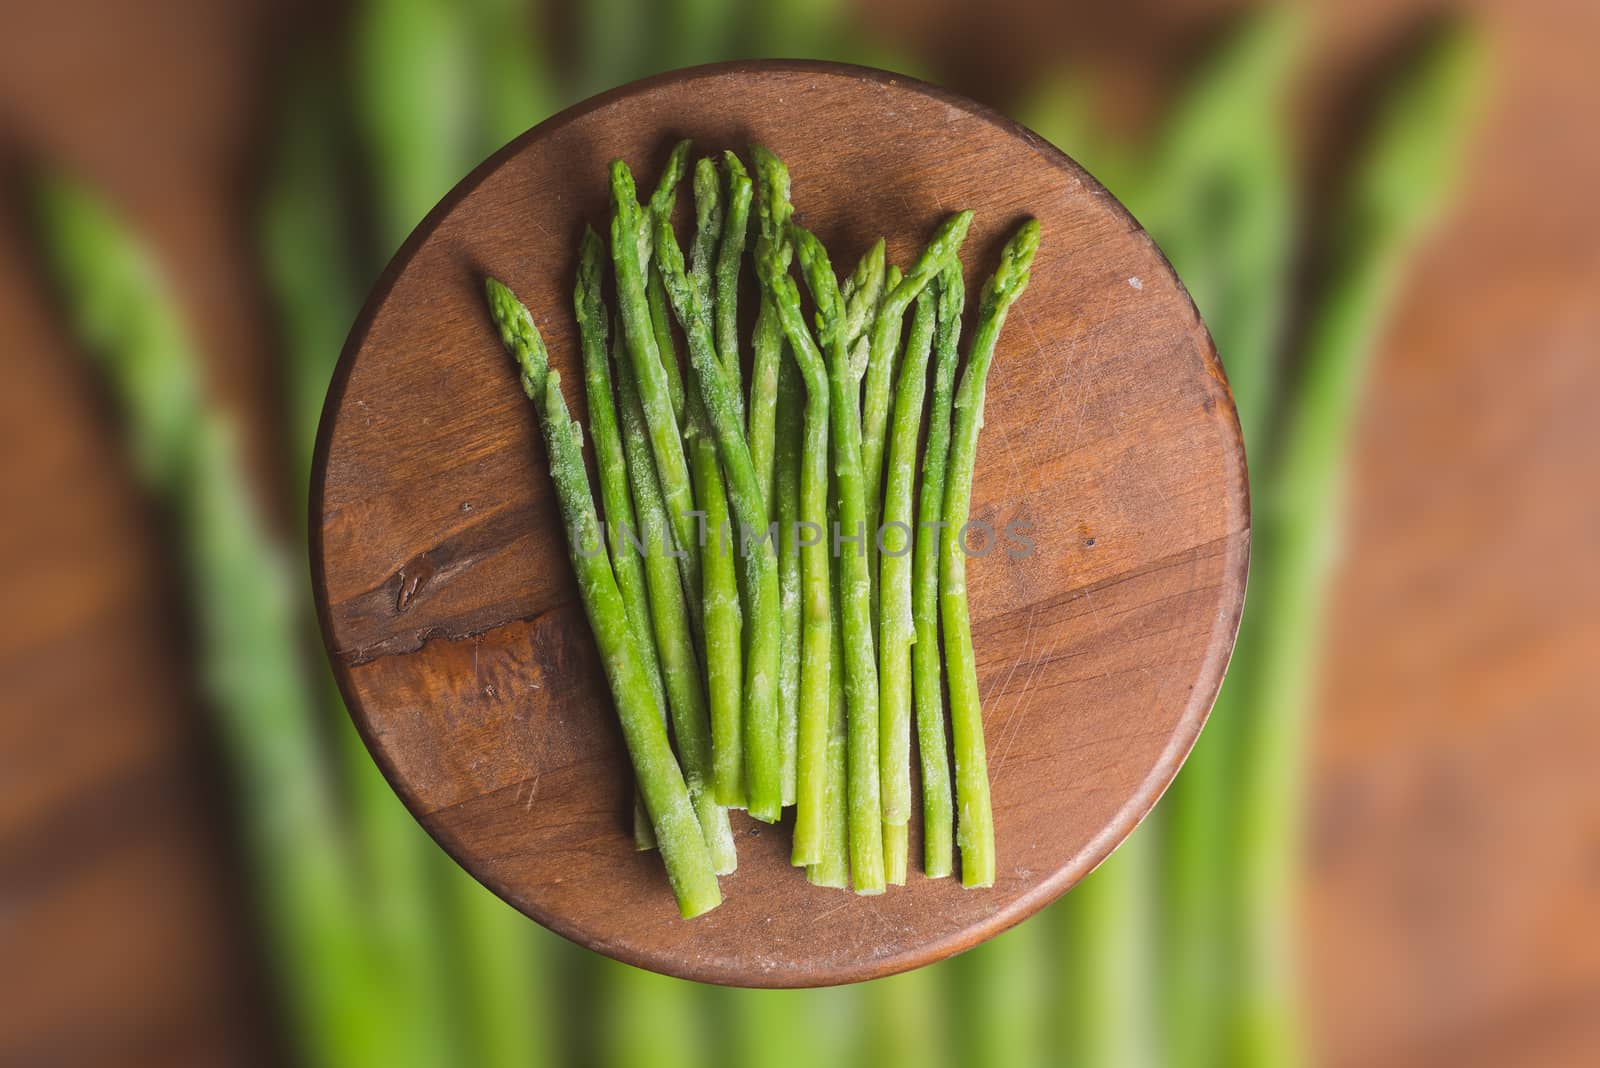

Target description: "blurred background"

left=2, top=0, right=1596, bottom=1065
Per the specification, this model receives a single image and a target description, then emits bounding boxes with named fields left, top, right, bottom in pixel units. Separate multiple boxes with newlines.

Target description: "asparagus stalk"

left=861, top=212, right=975, bottom=630
left=576, top=227, right=672, bottom=850
left=609, top=162, right=703, bottom=618
left=613, top=323, right=738, bottom=874
left=261, top=62, right=470, bottom=1068
left=773, top=360, right=805, bottom=812
left=750, top=147, right=799, bottom=805
left=942, top=219, right=1041, bottom=888
left=756, top=239, right=837, bottom=869
left=464, top=0, right=556, bottom=153
left=790, top=223, right=886, bottom=894
left=807, top=506, right=852, bottom=890
left=35, top=174, right=397, bottom=1068
left=1133, top=12, right=1303, bottom=1066
left=1059, top=832, right=1155, bottom=1067
left=714, top=152, right=753, bottom=427
left=910, top=264, right=964, bottom=878
left=1228, top=26, right=1485, bottom=1064
left=841, top=240, right=887, bottom=370
left=684, top=159, right=749, bottom=808
left=654, top=214, right=786, bottom=824
left=878, top=285, right=938, bottom=883
left=485, top=278, right=720, bottom=917
left=747, top=146, right=792, bottom=511
left=353, top=0, right=475, bottom=251
left=646, top=141, right=693, bottom=426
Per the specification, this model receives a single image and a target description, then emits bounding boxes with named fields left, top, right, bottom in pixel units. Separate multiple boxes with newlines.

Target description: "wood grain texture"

left=311, top=61, right=1248, bottom=987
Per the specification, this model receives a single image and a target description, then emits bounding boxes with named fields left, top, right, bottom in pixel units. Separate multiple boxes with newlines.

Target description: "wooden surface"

left=312, top=62, right=1248, bottom=985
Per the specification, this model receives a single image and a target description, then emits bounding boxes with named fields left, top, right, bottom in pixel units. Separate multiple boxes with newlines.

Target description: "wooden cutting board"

left=311, top=60, right=1248, bottom=987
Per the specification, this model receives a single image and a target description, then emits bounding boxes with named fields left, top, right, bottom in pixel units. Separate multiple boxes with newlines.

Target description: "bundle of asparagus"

left=485, top=145, right=1039, bottom=914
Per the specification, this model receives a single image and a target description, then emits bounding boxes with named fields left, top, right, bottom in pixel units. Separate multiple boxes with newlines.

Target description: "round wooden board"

left=312, top=61, right=1249, bottom=988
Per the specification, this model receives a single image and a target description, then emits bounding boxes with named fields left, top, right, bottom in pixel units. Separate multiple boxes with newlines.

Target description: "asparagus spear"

left=790, top=223, right=885, bottom=894
left=750, top=147, right=798, bottom=803
left=878, top=285, right=938, bottom=883
left=910, top=265, right=964, bottom=878
left=262, top=61, right=472, bottom=1068
left=1126, top=12, right=1303, bottom=1066
left=613, top=322, right=738, bottom=874
left=841, top=240, right=887, bottom=369
left=756, top=239, right=837, bottom=869
left=807, top=496, right=852, bottom=891
left=685, top=159, right=749, bottom=808
left=747, top=149, right=792, bottom=512
left=747, top=148, right=802, bottom=820
left=465, top=0, right=556, bottom=153
left=690, top=157, right=725, bottom=300
left=35, top=173, right=397, bottom=1068
left=485, top=278, right=720, bottom=917
left=645, top=141, right=693, bottom=426
left=1228, top=26, right=1485, bottom=1064
left=942, top=219, right=1041, bottom=888
left=714, top=151, right=753, bottom=426
left=861, top=212, right=975, bottom=630
left=654, top=213, right=786, bottom=824
left=576, top=227, right=671, bottom=850
left=609, top=162, right=703, bottom=618
left=773, top=360, right=804, bottom=812
left=354, top=0, right=475, bottom=251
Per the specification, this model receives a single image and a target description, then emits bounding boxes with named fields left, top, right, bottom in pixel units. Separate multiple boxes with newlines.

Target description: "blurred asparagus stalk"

left=1228, top=23, right=1487, bottom=1065
left=1121, top=11, right=1306, bottom=1067
left=33, top=174, right=397, bottom=1068
left=351, top=1, right=552, bottom=1059
left=260, top=56, right=463, bottom=1068
left=354, top=0, right=476, bottom=250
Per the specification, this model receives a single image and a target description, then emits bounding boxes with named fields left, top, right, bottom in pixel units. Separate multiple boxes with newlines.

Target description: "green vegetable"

left=807, top=515, right=852, bottom=890
left=646, top=142, right=694, bottom=427
left=790, top=222, right=885, bottom=894
left=773, top=359, right=805, bottom=813
left=354, top=0, right=474, bottom=251
left=750, top=148, right=799, bottom=805
left=878, top=284, right=938, bottom=883
left=1227, top=25, right=1486, bottom=1064
left=263, top=57, right=473, bottom=1068
left=941, top=219, right=1040, bottom=888
left=685, top=157, right=749, bottom=809
left=35, top=173, right=398, bottom=1068
left=609, top=162, right=703, bottom=620
left=756, top=237, right=837, bottom=870
left=860, top=212, right=974, bottom=630
left=748, top=146, right=796, bottom=506
left=465, top=0, right=556, bottom=153
left=576, top=227, right=671, bottom=848
left=1137, top=12, right=1305, bottom=1064
left=485, top=278, right=721, bottom=917
left=714, top=152, right=753, bottom=425
left=1060, top=836, right=1153, bottom=1068
left=910, top=264, right=963, bottom=878
left=613, top=323, right=738, bottom=873
left=654, top=211, right=786, bottom=824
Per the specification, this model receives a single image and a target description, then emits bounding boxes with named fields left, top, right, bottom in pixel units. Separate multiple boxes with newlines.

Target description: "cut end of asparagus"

left=884, top=823, right=909, bottom=885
